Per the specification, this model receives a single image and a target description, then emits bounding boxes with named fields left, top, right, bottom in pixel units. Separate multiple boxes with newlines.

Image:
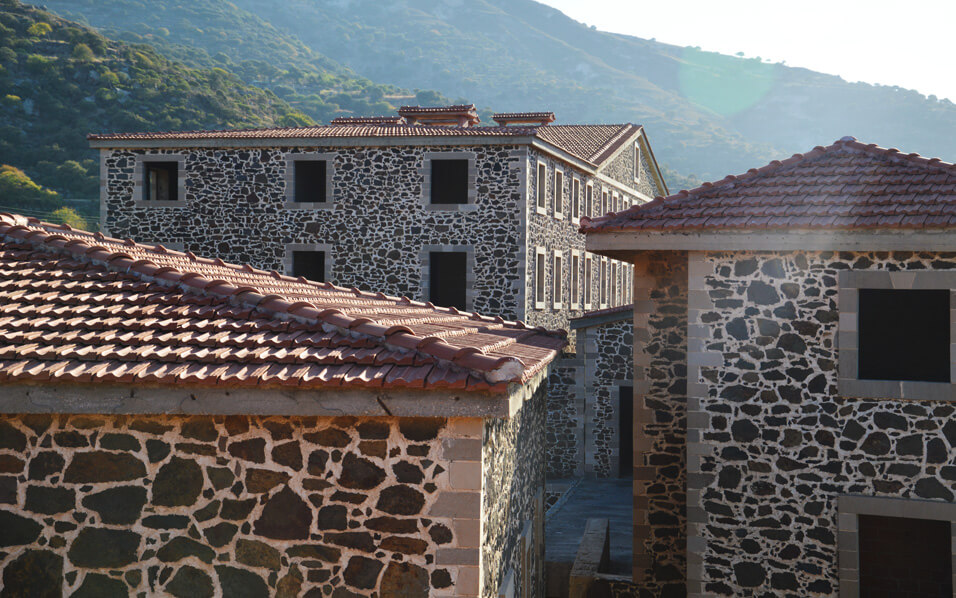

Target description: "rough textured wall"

left=524, top=150, right=634, bottom=332
left=481, top=383, right=547, bottom=598
left=585, top=319, right=634, bottom=478
left=688, top=250, right=956, bottom=597
left=633, top=252, right=688, bottom=597
left=104, top=145, right=525, bottom=320
left=599, top=141, right=662, bottom=199
left=545, top=360, right=581, bottom=479
left=0, top=413, right=482, bottom=597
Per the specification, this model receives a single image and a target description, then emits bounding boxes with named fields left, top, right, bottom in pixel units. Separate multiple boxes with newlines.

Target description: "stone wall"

left=584, top=319, right=634, bottom=478
left=0, top=412, right=486, bottom=597
left=632, top=252, right=688, bottom=596
left=545, top=361, right=581, bottom=479
left=103, top=145, right=526, bottom=321
left=481, top=383, right=547, bottom=598
left=686, top=250, right=956, bottom=596
left=599, top=140, right=660, bottom=199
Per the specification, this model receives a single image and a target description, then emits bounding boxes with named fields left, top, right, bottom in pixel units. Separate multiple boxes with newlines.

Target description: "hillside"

left=230, top=0, right=956, bottom=183
left=0, top=0, right=310, bottom=201
left=36, top=0, right=456, bottom=124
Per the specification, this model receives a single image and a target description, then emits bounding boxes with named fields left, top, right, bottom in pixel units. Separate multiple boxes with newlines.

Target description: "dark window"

left=294, top=160, right=327, bottom=203
left=144, top=162, right=178, bottom=202
left=429, top=252, right=467, bottom=310
left=858, top=289, right=950, bottom=382
left=430, top=159, right=469, bottom=204
left=292, top=250, right=325, bottom=282
left=859, top=515, right=952, bottom=597
left=618, top=385, right=633, bottom=477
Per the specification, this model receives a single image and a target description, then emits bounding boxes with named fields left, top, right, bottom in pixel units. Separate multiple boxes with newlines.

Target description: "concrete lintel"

left=0, top=382, right=514, bottom=418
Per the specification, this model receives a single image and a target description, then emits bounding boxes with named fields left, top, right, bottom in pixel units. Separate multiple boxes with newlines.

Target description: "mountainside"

left=230, top=0, right=956, bottom=183
left=0, top=0, right=310, bottom=200
left=37, top=0, right=455, bottom=123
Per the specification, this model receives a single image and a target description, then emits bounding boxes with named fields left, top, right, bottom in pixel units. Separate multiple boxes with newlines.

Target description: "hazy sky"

left=540, top=0, right=956, bottom=102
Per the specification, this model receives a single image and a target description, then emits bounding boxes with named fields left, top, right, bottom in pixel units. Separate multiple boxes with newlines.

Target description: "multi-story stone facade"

left=584, top=138, right=956, bottom=596
left=0, top=212, right=566, bottom=597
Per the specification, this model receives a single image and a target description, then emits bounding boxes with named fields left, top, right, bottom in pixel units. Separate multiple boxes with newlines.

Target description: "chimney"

left=397, top=104, right=480, bottom=127
left=329, top=116, right=405, bottom=125
left=492, top=112, right=556, bottom=127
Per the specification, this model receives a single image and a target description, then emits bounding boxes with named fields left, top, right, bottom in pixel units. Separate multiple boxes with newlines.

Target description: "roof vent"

left=492, top=112, right=555, bottom=127
left=397, top=104, right=480, bottom=127
left=329, top=116, right=405, bottom=126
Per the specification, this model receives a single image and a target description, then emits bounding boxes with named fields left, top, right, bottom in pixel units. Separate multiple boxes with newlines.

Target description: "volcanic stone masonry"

left=0, top=412, right=504, bottom=597
left=686, top=250, right=956, bottom=596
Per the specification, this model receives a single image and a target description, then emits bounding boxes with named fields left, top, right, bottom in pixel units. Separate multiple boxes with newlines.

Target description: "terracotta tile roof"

left=88, top=123, right=641, bottom=168
left=0, top=214, right=565, bottom=393
left=568, top=304, right=633, bottom=329
left=492, top=112, right=555, bottom=126
left=329, top=116, right=405, bottom=125
left=397, top=104, right=478, bottom=115
left=582, top=137, right=956, bottom=233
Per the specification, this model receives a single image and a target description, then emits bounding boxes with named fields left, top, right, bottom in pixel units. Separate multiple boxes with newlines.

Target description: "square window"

left=294, top=160, right=327, bottom=203
left=858, top=289, right=950, bottom=382
left=430, top=159, right=469, bottom=204
left=144, top=162, right=178, bottom=202
left=292, top=250, right=325, bottom=282
left=536, top=163, right=547, bottom=212
left=429, top=252, right=467, bottom=310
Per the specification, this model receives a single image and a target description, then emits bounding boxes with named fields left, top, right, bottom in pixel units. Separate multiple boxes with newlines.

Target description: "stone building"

left=583, top=137, right=956, bottom=597
left=0, top=212, right=567, bottom=597
left=89, top=104, right=668, bottom=335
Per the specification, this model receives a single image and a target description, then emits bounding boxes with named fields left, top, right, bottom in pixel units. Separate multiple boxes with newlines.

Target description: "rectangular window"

left=570, top=253, right=580, bottom=307
left=144, top=162, right=178, bottom=202
left=430, top=159, right=469, bottom=204
left=571, top=178, right=580, bottom=222
left=536, top=162, right=547, bottom=212
left=553, top=252, right=563, bottom=309
left=585, top=183, right=593, bottom=218
left=554, top=170, right=564, bottom=218
left=634, top=143, right=642, bottom=183
left=429, top=252, right=468, bottom=310
left=599, top=259, right=607, bottom=306
left=291, top=250, right=325, bottom=282
left=535, top=250, right=546, bottom=309
left=859, top=515, right=952, bottom=596
left=293, top=160, right=327, bottom=203
left=611, top=262, right=618, bottom=304
left=584, top=256, right=593, bottom=309
left=601, top=190, right=608, bottom=217
left=858, top=289, right=950, bottom=382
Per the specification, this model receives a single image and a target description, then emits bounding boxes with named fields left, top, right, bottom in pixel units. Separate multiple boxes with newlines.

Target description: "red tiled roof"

left=88, top=123, right=641, bottom=167
left=329, top=116, right=405, bottom=125
left=492, top=112, right=556, bottom=126
left=398, top=104, right=477, bottom=115
left=0, top=214, right=565, bottom=393
left=582, top=137, right=956, bottom=233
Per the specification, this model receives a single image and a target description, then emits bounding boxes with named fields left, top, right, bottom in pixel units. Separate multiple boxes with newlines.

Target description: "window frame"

left=585, top=182, right=593, bottom=219
left=838, top=270, right=956, bottom=401
left=421, top=245, right=475, bottom=311
left=571, top=177, right=581, bottom=224
left=133, top=154, right=186, bottom=208
left=584, top=255, right=593, bottom=310
left=553, top=250, right=563, bottom=310
left=634, top=141, right=643, bottom=184
left=601, top=190, right=608, bottom=217
left=536, top=161, right=548, bottom=215
left=554, top=168, right=564, bottom=220
left=285, top=152, right=335, bottom=209
left=283, top=242, right=333, bottom=283
left=534, top=247, right=546, bottom=310
left=422, top=151, right=477, bottom=211
left=599, top=258, right=608, bottom=308
left=570, top=250, right=580, bottom=309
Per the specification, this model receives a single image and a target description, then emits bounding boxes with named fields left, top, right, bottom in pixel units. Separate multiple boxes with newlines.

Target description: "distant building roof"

left=0, top=213, right=565, bottom=393
left=582, top=137, right=956, bottom=233
left=569, top=304, right=633, bottom=329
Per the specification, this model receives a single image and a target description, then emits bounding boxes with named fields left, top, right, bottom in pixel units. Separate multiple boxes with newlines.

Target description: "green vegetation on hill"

left=0, top=0, right=311, bottom=202
left=0, top=164, right=89, bottom=228
left=37, top=0, right=457, bottom=124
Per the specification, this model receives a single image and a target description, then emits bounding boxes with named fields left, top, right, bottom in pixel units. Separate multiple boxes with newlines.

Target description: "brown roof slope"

left=88, top=123, right=640, bottom=168
left=582, top=137, right=956, bottom=232
left=0, top=214, right=565, bottom=392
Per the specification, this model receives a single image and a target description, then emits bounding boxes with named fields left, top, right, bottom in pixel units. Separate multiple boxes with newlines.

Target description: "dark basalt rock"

left=367, top=517, right=418, bottom=534
left=272, top=441, right=303, bottom=469
left=286, top=544, right=341, bottom=562
left=0, top=422, right=26, bottom=451
left=376, top=485, right=425, bottom=516
left=236, top=539, right=282, bottom=570
left=356, top=421, right=390, bottom=439
left=275, top=566, right=303, bottom=598
left=157, top=537, right=216, bottom=564
left=428, top=523, right=453, bottom=545
left=245, top=468, right=291, bottom=493
left=776, top=333, right=806, bottom=354
left=142, top=515, right=190, bottom=529
left=206, top=466, right=234, bottom=490
left=99, top=433, right=141, bottom=451
left=223, top=416, right=250, bottom=436
left=145, top=439, right=170, bottom=463
left=152, top=457, right=203, bottom=506
left=338, top=454, right=386, bottom=490
left=0, top=476, right=16, bottom=504
left=860, top=432, right=891, bottom=456
left=25, top=485, right=75, bottom=514
left=392, top=461, right=425, bottom=484
left=330, top=491, right=366, bottom=504
left=129, top=419, right=172, bottom=435
left=324, top=532, right=375, bottom=552
left=228, top=438, right=266, bottom=463
left=398, top=418, right=444, bottom=442
left=194, top=500, right=220, bottom=522
left=915, top=477, right=954, bottom=501
left=317, top=505, right=347, bottom=530
left=254, top=487, right=312, bottom=540
left=357, top=440, right=386, bottom=458
left=733, top=562, right=766, bottom=587
left=731, top=420, right=759, bottom=443
left=307, top=450, right=329, bottom=475
left=216, top=566, right=269, bottom=598
left=0, top=510, right=42, bottom=547
left=181, top=419, right=218, bottom=442
left=72, top=573, right=127, bottom=598
left=343, top=556, right=384, bottom=590
left=220, top=498, right=257, bottom=520
left=20, top=414, right=52, bottom=435
left=895, top=434, right=924, bottom=457
left=166, top=565, right=214, bottom=598
left=305, top=428, right=351, bottom=448
left=53, top=431, right=88, bottom=447
left=746, top=281, right=779, bottom=305
left=380, top=561, right=429, bottom=597
left=380, top=536, right=428, bottom=554
left=202, top=522, right=238, bottom=548
left=82, top=486, right=147, bottom=524
left=431, top=569, right=453, bottom=589
left=2, top=550, right=62, bottom=597
left=27, top=451, right=64, bottom=480
left=874, top=411, right=907, bottom=431
left=68, top=528, right=140, bottom=568
left=63, top=452, right=146, bottom=483
left=263, top=421, right=294, bottom=440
